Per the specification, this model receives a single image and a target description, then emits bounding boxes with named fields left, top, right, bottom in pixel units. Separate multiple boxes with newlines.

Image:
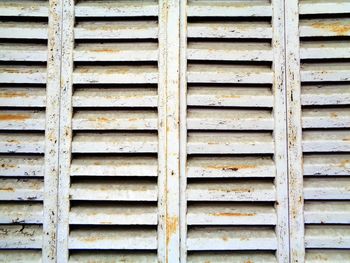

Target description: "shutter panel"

left=0, top=0, right=61, bottom=262
left=180, top=0, right=289, bottom=262
left=286, top=0, right=350, bottom=262
left=57, top=0, right=180, bottom=262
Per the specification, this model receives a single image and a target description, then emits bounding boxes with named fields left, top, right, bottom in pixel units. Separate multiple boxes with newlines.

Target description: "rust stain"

left=245, top=260, right=253, bottom=263
left=99, top=221, right=112, bottom=224
left=207, top=164, right=257, bottom=171
left=311, top=22, right=350, bottom=35
left=92, top=49, right=119, bottom=53
left=6, top=139, right=20, bottom=144
left=89, top=117, right=110, bottom=122
left=222, top=236, right=228, bottom=241
left=0, top=114, right=30, bottom=121
left=0, top=92, right=28, bottom=98
left=339, top=159, right=350, bottom=168
left=0, top=187, right=14, bottom=192
left=82, top=236, right=98, bottom=243
left=210, top=212, right=256, bottom=217
left=1, top=163, right=15, bottom=168
left=166, top=216, right=178, bottom=247
left=330, top=112, right=338, bottom=118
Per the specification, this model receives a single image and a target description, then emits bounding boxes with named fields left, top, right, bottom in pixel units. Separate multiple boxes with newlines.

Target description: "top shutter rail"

left=287, top=0, right=350, bottom=262
left=0, top=0, right=62, bottom=262
left=180, top=0, right=289, bottom=262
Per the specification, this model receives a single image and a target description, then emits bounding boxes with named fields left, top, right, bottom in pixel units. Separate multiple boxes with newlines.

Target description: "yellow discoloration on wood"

left=0, top=114, right=30, bottom=121
left=311, top=22, right=350, bottom=35
left=210, top=212, right=256, bottom=217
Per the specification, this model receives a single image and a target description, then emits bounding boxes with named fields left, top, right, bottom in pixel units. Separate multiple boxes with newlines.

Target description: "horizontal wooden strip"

left=0, top=133, right=44, bottom=153
left=300, top=0, right=350, bottom=14
left=0, top=203, right=42, bottom=224
left=73, top=87, right=157, bottom=107
left=187, top=109, right=273, bottom=130
left=187, top=0, right=271, bottom=17
left=75, top=0, right=158, bottom=17
left=300, top=41, right=350, bottom=59
left=70, top=180, right=157, bottom=201
left=187, top=227, right=277, bottom=250
left=69, top=252, right=157, bottom=263
left=302, top=85, right=350, bottom=106
left=302, top=108, right=350, bottom=128
left=0, top=0, right=48, bottom=16
left=0, top=44, right=47, bottom=61
left=0, top=22, right=47, bottom=39
left=0, top=87, right=46, bottom=107
left=70, top=204, right=157, bottom=225
left=188, top=22, right=272, bottom=39
left=187, top=42, right=272, bottom=61
left=300, top=18, right=350, bottom=37
left=0, top=225, right=42, bottom=249
left=304, top=154, right=350, bottom=176
left=187, top=180, right=276, bottom=201
left=187, top=156, right=275, bottom=178
left=71, top=156, right=157, bottom=176
left=75, top=21, right=158, bottom=39
left=0, top=251, right=41, bottom=262
left=187, top=86, right=273, bottom=107
left=74, top=43, right=158, bottom=61
left=305, top=226, right=350, bottom=249
left=306, top=250, right=350, bottom=262
left=72, top=132, right=157, bottom=153
left=69, top=228, right=157, bottom=250
left=0, top=110, right=45, bottom=130
left=304, top=178, right=350, bottom=200
left=0, top=66, right=46, bottom=84
left=305, top=201, right=350, bottom=224
left=72, top=110, right=157, bottom=130
left=0, top=179, right=43, bottom=201
left=188, top=64, right=273, bottom=84
left=187, top=203, right=276, bottom=225
left=188, top=252, right=277, bottom=263
left=0, top=156, right=43, bottom=177
left=301, top=63, right=350, bottom=82
left=73, top=66, right=158, bottom=84
left=187, top=132, right=274, bottom=154
left=303, top=130, right=350, bottom=152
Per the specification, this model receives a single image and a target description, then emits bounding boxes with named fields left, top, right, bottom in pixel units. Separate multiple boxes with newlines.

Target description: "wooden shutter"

left=0, top=0, right=61, bottom=262
left=180, top=0, right=289, bottom=262
left=286, top=0, right=350, bottom=262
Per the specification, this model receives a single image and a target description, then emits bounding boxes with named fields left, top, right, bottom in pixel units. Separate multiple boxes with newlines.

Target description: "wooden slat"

left=304, top=154, right=350, bottom=176
left=69, top=252, right=157, bottom=263
left=0, top=156, right=44, bottom=177
left=69, top=228, right=157, bottom=250
left=74, top=21, right=158, bottom=39
left=300, top=18, right=350, bottom=37
left=72, top=132, right=157, bottom=153
left=188, top=252, right=277, bottom=263
left=0, top=250, right=41, bottom=263
left=73, top=65, right=158, bottom=84
left=188, top=64, right=273, bottom=84
left=0, top=87, right=46, bottom=107
left=73, top=87, right=157, bottom=107
left=305, top=226, right=350, bottom=248
left=0, top=110, right=45, bottom=130
left=187, top=132, right=274, bottom=154
left=0, top=179, right=43, bottom=201
left=0, top=0, right=48, bottom=17
left=0, top=225, right=42, bottom=249
left=305, top=201, right=350, bottom=224
left=187, top=42, right=273, bottom=61
left=70, top=156, right=157, bottom=176
left=0, top=203, right=43, bottom=224
left=69, top=204, right=157, bottom=225
left=70, top=180, right=157, bottom=201
left=302, top=108, right=350, bottom=128
left=72, top=110, right=158, bottom=130
left=301, top=85, right=350, bottom=106
left=306, top=250, right=350, bottom=262
left=304, top=178, right=350, bottom=199
left=187, top=227, right=277, bottom=250
left=187, top=203, right=276, bottom=225
left=0, top=66, right=46, bottom=84
left=187, top=180, right=276, bottom=201
left=187, top=86, right=273, bottom=107
left=0, top=22, right=47, bottom=39
left=300, top=0, right=350, bottom=14
left=301, top=63, right=350, bottom=82
left=187, top=109, right=274, bottom=130
left=0, top=44, right=47, bottom=61
left=187, top=0, right=272, bottom=17
left=187, top=156, right=275, bottom=178
left=74, top=43, right=158, bottom=61
left=0, top=133, right=45, bottom=153
left=188, top=22, right=272, bottom=39
left=303, top=131, right=350, bottom=152
left=75, top=0, right=158, bottom=17
left=300, top=41, right=350, bottom=59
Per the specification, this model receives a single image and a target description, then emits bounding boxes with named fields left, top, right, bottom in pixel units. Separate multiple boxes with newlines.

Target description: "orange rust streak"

left=207, top=164, right=257, bottom=171
left=0, top=187, right=14, bottom=191
left=210, top=212, right=256, bottom=217
left=166, top=216, right=178, bottom=247
left=311, top=22, right=350, bottom=35
left=0, top=114, right=30, bottom=121
left=0, top=92, right=28, bottom=98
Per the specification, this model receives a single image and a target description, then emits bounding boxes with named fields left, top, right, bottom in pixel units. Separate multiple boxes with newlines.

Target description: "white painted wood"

left=300, top=41, right=350, bottom=59
left=0, top=203, right=43, bottom=224
left=69, top=252, right=157, bottom=263
left=300, top=0, right=350, bottom=14
left=0, top=178, right=43, bottom=201
left=69, top=229, right=157, bottom=250
left=300, top=18, right=350, bottom=37
left=0, top=133, right=44, bottom=153
left=302, top=84, right=350, bottom=105
left=0, top=22, right=47, bottom=39
left=0, top=44, right=47, bottom=61
left=0, top=156, right=43, bottom=177
left=304, top=154, right=350, bottom=176
left=304, top=201, right=350, bottom=224
left=187, top=252, right=277, bottom=263
left=305, top=226, right=350, bottom=248
left=301, top=63, right=350, bottom=82
left=306, top=250, right=350, bottom=262
left=0, top=0, right=48, bottom=16
left=0, top=87, right=46, bottom=107
left=0, top=251, right=41, bottom=262
left=0, top=225, right=42, bottom=249
left=0, top=66, right=46, bottom=84
left=303, top=131, right=350, bottom=152
left=304, top=178, right=350, bottom=199
left=302, top=108, right=350, bottom=128
left=0, top=110, right=45, bottom=130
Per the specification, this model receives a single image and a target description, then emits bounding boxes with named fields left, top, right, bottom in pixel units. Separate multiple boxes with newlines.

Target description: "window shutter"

left=180, top=0, right=289, bottom=262
left=0, top=0, right=61, bottom=262
left=286, top=0, right=350, bottom=262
